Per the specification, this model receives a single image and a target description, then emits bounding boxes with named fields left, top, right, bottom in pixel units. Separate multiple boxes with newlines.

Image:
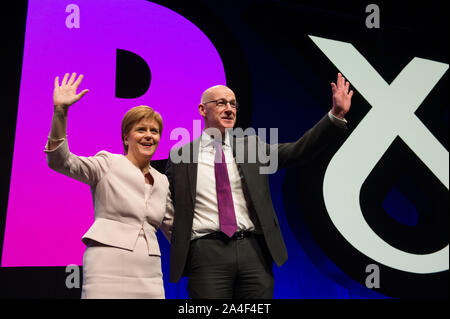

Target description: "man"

left=165, top=73, right=353, bottom=298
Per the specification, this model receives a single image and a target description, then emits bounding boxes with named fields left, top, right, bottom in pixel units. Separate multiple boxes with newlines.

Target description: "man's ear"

left=198, top=103, right=206, bottom=117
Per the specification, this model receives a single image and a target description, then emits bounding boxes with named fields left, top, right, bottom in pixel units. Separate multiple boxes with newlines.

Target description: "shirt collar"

left=200, top=129, right=232, bottom=148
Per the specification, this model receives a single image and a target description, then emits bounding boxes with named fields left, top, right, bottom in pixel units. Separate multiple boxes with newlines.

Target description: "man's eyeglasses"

left=202, top=99, right=239, bottom=109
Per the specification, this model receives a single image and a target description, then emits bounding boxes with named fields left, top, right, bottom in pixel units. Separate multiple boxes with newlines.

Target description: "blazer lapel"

left=187, top=137, right=200, bottom=206
left=232, top=135, right=260, bottom=206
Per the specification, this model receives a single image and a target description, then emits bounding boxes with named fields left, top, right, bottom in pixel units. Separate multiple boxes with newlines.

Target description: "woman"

left=45, top=72, right=173, bottom=298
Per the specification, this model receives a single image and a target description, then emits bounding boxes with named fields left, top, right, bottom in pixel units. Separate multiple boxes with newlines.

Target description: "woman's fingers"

left=73, top=89, right=89, bottom=103
left=77, top=89, right=89, bottom=99
left=59, top=72, right=80, bottom=87
left=57, top=72, right=85, bottom=90
left=62, top=73, right=70, bottom=86
left=68, top=72, right=77, bottom=86
left=73, top=74, right=84, bottom=89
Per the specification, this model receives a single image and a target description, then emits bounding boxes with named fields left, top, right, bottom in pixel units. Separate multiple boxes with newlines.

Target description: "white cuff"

left=328, top=111, right=347, bottom=128
left=44, top=135, right=67, bottom=153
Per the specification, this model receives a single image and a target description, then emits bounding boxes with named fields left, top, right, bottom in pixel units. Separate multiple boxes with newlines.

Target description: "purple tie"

left=213, top=141, right=237, bottom=237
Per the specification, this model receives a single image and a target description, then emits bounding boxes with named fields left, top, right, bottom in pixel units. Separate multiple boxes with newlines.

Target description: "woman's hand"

left=53, top=72, right=89, bottom=108
left=47, top=73, right=89, bottom=149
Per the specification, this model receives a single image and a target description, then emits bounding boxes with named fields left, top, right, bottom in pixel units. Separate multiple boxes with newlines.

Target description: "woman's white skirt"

left=81, top=230, right=164, bottom=299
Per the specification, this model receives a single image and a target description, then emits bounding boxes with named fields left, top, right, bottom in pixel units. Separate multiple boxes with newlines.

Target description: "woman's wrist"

left=53, top=105, right=68, bottom=116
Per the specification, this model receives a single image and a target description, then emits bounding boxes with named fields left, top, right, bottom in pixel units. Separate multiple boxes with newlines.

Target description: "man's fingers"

left=345, top=81, right=350, bottom=93
left=54, top=76, right=59, bottom=88
left=331, top=82, right=337, bottom=93
left=68, top=72, right=77, bottom=86
left=337, top=73, right=343, bottom=88
left=348, top=90, right=354, bottom=99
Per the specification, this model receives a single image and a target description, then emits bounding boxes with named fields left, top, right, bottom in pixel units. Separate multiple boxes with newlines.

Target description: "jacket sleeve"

left=160, top=187, right=174, bottom=243
left=267, top=113, right=348, bottom=170
left=164, top=155, right=176, bottom=204
left=44, top=138, right=112, bottom=186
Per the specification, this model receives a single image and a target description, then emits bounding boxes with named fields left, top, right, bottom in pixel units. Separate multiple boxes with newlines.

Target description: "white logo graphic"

left=310, top=35, right=449, bottom=274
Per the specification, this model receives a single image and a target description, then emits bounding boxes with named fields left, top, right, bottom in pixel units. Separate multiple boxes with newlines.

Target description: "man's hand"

left=53, top=72, right=89, bottom=109
left=330, top=73, right=353, bottom=119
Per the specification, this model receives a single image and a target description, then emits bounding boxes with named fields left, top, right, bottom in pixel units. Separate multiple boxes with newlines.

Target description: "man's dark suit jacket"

left=165, top=114, right=346, bottom=283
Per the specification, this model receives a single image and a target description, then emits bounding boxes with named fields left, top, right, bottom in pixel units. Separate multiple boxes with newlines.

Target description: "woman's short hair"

left=121, top=105, right=163, bottom=154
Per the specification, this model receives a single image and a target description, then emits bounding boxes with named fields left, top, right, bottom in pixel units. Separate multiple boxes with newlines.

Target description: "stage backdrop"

left=1, top=0, right=448, bottom=298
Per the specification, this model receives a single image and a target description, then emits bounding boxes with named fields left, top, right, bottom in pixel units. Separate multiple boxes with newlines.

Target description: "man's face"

left=199, top=86, right=237, bottom=133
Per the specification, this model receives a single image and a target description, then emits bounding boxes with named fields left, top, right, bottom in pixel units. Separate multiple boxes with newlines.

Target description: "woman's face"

left=125, top=118, right=161, bottom=162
